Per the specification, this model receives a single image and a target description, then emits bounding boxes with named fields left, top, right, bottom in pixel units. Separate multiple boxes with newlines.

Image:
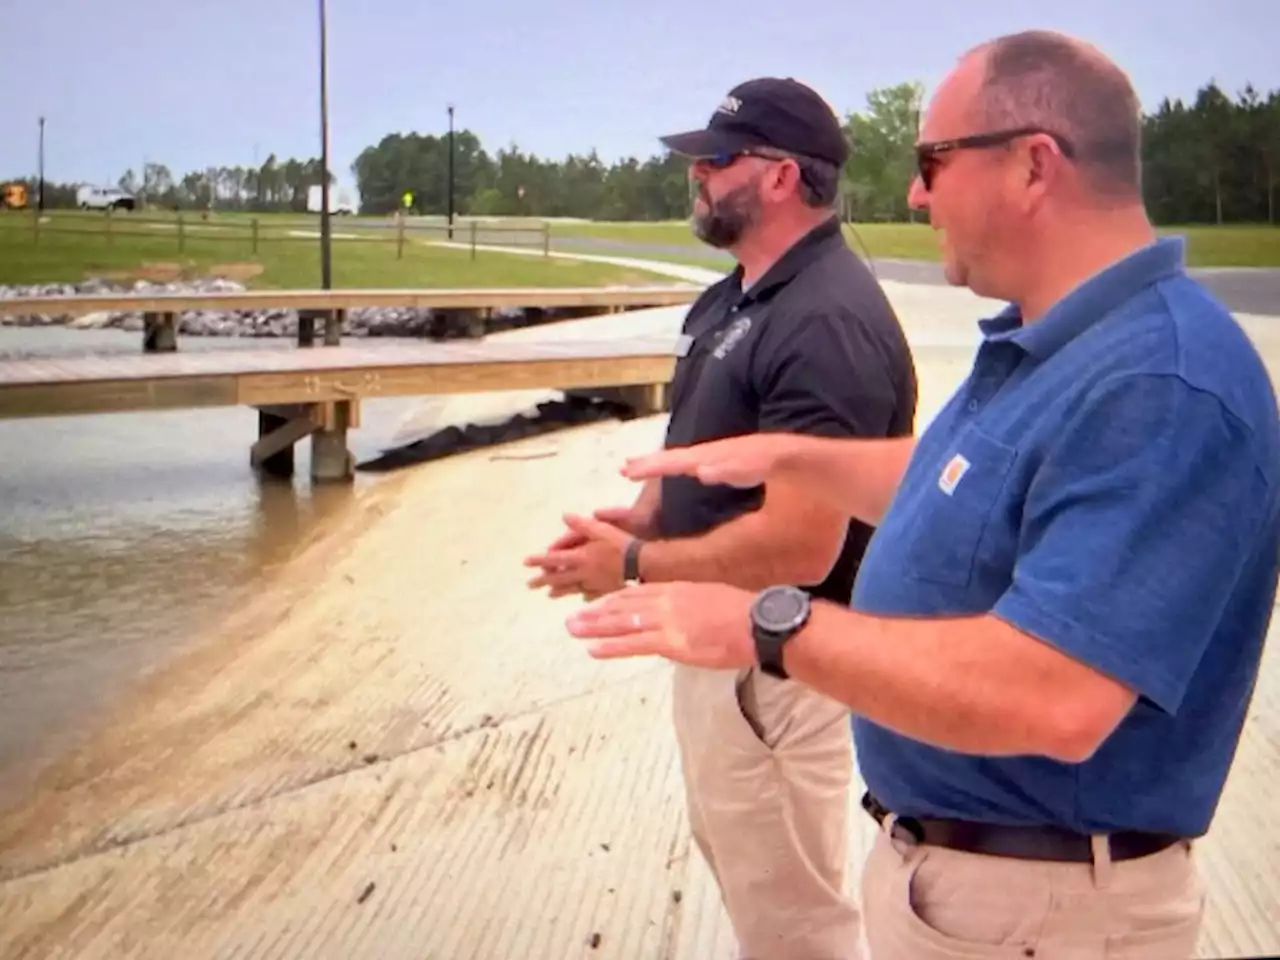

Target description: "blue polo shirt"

left=851, top=237, right=1280, bottom=837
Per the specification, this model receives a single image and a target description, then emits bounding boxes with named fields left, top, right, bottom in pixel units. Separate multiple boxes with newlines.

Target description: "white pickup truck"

left=307, top=184, right=357, bottom=215
left=77, top=186, right=137, bottom=211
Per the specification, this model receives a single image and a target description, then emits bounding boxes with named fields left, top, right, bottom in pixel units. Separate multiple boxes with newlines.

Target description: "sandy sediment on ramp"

left=0, top=413, right=691, bottom=958
left=0, top=288, right=1277, bottom=959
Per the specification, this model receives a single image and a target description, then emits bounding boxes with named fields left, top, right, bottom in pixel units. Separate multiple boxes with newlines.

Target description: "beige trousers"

left=862, top=815, right=1207, bottom=959
left=672, top=663, right=862, bottom=960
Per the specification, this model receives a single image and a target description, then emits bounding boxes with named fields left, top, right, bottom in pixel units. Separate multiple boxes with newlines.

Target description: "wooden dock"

left=0, top=287, right=691, bottom=480
left=0, top=337, right=678, bottom=480
left=0, top=337, right=679, bottom=418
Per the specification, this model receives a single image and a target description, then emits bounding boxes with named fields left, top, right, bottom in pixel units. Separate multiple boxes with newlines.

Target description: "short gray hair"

left=973, top=30, right=1143, bottom=199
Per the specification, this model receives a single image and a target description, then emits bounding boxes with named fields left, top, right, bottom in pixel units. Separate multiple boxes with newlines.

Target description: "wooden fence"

left=0, top=210, right=552, bottom=261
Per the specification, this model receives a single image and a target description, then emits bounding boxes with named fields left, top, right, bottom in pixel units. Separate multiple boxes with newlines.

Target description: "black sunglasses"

left=915, top=127, right=1075, bottom=190
left=701, top=150, right=782, bottom=169
left=698, top=150, right=822, bottom=193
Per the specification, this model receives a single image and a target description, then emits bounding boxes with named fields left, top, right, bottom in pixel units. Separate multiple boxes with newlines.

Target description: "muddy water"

left=0, top=328, right=428, bottom=795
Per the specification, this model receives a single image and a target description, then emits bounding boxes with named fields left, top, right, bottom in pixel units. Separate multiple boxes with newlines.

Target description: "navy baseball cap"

left=660, top=77, right=849, bottom=168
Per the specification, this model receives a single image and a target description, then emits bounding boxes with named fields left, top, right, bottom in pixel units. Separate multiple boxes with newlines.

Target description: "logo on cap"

left=716, top=95, right=742, bottom=116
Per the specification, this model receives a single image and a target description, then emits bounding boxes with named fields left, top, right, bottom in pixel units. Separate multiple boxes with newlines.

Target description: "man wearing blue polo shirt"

left=567, top=29, right=1280, bottom=959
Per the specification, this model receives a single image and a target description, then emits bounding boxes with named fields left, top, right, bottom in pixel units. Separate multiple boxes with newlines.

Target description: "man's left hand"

left=525, top=514, right=631, bottom=600
left=566, top=581, right=757, bottom=667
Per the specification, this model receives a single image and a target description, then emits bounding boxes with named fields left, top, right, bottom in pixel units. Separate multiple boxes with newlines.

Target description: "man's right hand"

left=622, top=433, right=799, bottom=489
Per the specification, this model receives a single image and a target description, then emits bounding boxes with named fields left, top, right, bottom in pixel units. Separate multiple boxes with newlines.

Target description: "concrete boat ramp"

left=1, top=286, right=1278, bottom=959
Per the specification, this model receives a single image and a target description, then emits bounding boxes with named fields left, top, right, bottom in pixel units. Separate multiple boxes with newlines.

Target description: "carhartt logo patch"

left=938, top=454, right=971, bottom=496
left=716, top=95, right=742, bottom=116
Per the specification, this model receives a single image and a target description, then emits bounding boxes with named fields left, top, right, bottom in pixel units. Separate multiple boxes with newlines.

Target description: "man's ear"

left=1020, top=137, right=1064, bottom=211
left=762, top=160, right=802, bottom=203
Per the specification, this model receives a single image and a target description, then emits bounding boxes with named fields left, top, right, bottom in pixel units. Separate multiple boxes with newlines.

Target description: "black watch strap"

left=751, top=585, right=811, bottom=680
left=623, top=538, right=644, bottom=583
left=755, top=631, right=790, bottom=679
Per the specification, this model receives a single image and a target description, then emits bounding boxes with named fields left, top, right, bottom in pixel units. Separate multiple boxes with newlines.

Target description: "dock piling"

left=323, top=309, right=343, bottom=346
left=298, top=310, right=318, bottom=347
left=251, top=404, right=318, bottom=479
left=311, top=400, right=356, bottom=483
left=142, top=312, right=178, bottom=353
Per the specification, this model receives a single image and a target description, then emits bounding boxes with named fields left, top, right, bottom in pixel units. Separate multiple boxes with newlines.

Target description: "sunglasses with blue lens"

left=703, top=152, right=743, bottom=168
left=700, top=149, right=787, bottom=169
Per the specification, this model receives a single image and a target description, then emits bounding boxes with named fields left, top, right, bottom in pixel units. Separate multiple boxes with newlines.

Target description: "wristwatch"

left=623, top=538, right=644, bottom=584
left=750, top=585, right=811, bottom=680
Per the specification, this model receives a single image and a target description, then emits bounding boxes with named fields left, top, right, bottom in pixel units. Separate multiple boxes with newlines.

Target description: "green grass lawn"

left=5, top=211, right=1277, bottom=284
left=1155, top=225, right=1280, bottom=268
left=0, top=213, right=676, bottom=289
left=547, top=219, right=1280, bottom=268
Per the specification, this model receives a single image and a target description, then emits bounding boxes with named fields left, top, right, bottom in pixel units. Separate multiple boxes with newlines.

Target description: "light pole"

left=447, top=104, right=455, bottom=240
left=318, top=0, right=333, bottom=289
left=37, top=117, right=45, bottom=214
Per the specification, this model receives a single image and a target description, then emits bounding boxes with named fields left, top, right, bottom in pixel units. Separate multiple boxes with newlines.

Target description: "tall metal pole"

left=447, top=104, right=455, bottom=240
left=318, top=0, right=333, bottom=289
left=37, top=117, right=45, bottom=214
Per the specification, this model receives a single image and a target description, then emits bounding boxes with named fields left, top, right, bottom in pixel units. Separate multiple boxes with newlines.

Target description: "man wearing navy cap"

left=528, top=76, right=916, bottom=957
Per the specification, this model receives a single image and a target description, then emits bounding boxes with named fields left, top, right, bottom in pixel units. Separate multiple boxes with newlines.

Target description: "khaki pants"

left=862, top=815, right=1206, bottom=959
left=672, top=663, right=862, bottom=960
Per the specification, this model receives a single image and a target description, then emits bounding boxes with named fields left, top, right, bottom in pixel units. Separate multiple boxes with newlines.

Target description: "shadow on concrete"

left=355, top=394, right=639, bottom=473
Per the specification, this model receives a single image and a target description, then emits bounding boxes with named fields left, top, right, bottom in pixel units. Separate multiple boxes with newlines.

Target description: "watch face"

left=757, top=587, right=807, bottom=630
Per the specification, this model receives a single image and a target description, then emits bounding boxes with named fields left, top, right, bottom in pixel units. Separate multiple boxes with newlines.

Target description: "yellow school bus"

left=1, top=183, right=28, bottom=210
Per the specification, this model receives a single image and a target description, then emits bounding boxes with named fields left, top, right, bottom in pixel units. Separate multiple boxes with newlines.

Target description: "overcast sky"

left=6, top=0, right=1276, bottom=193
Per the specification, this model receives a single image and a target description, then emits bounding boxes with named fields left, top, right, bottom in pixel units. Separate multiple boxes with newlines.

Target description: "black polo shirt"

left=657, top=216, right=917, bottom=604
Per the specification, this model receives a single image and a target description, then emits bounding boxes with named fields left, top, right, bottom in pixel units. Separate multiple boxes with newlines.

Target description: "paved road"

left=344, top=222, right=1277, bottom=316
left=549, top=237, right=1280, bottom=317
left=869, top=258, right=1280, bottom=317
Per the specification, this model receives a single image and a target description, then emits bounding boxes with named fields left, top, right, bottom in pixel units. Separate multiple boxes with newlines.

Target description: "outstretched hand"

left=622, top=433, right=797, bottom=489
left=565, top=581, right=757, bottom=667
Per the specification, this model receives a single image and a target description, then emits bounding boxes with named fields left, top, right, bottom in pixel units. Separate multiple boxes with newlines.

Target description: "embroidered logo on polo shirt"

left=713, top=316, right=752, bottom=359
left=938, top=453, right=971, bottom=496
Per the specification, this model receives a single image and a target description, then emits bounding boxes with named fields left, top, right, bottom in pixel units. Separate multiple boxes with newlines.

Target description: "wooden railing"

left=0, top=210, right=556, bottom=261
left=0, top=285, right=703, bottom=352
left=0, top=286, right=702, bottom=319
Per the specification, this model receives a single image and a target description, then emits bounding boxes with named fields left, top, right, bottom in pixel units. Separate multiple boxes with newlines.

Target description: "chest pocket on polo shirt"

left=899, top=427, right=1018, bottom=587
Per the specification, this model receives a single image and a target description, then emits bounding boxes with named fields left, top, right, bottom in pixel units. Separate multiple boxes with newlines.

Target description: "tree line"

left=113, top=156, right=335, bottom=212
left=6, top=155, right=334, bottom=213
left=8, top=77, right=1277, bottom=225
left=350, top=131, right=692, bottom=221
left=351, top=78, right=1280, bottom=226
left=840, top=80, right=1280, bottom=225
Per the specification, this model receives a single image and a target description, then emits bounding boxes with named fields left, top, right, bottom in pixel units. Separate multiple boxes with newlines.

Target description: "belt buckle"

left=862, top=792, right=925, bottom=846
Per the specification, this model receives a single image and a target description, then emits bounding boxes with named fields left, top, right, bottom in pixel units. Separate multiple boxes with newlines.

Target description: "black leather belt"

left=861, top=791, right=1183, bottom=863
